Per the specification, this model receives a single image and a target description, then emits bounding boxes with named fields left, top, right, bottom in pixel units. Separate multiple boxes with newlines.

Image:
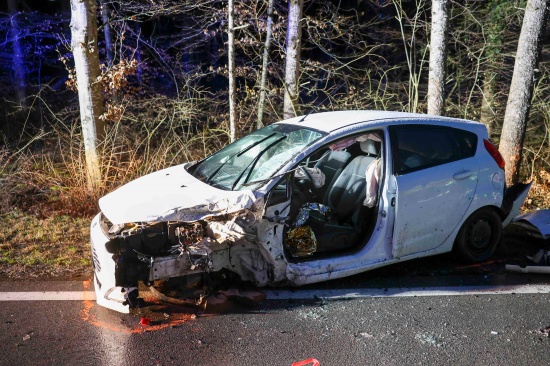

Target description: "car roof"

left=278, top=110, right=485, bottom=134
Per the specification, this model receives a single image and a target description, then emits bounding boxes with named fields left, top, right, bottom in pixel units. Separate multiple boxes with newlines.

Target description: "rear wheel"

left=454, top=208, right=502, bottom=263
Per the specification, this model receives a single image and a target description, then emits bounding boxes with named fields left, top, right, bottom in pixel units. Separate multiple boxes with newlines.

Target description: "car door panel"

left=389, top=125, right=479, bottom=258
left=392, top=159, right=478, bottom=257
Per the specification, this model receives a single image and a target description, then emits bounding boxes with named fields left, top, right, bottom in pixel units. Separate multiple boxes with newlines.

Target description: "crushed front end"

left=90, top=210, right=274, bottom=313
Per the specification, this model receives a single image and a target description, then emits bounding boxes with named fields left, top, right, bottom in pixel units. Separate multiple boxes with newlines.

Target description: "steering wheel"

left=297, top=166, right=319, bottom=198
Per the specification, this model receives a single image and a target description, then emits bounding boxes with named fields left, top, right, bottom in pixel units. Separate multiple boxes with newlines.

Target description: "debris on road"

left=359, top=332, right=374, bottom=339
left=505, top=263, right=550, bottom=274
left=506, top=248, right=550, bottom=274
left=415, top=333, right=445, bottom=347
left=148, top=284, right=208, bottom=310
left=213, top=289, right=266, bottom=307
left=535, top=325, right=550, bottom=337
left=140, top=317, right=151, bottom=326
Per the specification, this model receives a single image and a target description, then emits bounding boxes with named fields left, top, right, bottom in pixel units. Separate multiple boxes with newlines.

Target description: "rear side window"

left=390, top=125, right=477, bottom=174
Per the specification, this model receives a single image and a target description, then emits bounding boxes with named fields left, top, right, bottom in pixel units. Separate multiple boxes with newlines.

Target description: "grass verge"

left=0, top=210, right=92, bottom=279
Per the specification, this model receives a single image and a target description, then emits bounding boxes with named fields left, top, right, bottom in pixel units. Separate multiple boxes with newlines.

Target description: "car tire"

left=454, top=208, right=502, bottom=263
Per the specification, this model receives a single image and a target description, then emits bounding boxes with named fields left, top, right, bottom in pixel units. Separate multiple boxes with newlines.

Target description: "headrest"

left=360, top=139, right=379, bottom=155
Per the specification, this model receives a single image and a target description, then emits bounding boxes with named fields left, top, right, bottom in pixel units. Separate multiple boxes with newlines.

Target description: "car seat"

left=314, top=150, right=353, bottom=202
left=311, top=139, right=380, bottom=253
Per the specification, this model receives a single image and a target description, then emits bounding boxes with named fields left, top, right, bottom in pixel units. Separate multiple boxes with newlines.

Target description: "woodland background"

left=0, top=0, right=549, bottom=277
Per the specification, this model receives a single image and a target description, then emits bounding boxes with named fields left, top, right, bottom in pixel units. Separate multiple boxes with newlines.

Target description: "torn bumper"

left=91, top=214, right=209, bottom=313
left=513, top=209, right=550, bottom=240
left=501, top=182, right=532, bottom=227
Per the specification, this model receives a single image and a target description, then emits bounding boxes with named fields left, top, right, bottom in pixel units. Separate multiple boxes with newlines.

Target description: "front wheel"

left=454, top=208, right=502, bottom=263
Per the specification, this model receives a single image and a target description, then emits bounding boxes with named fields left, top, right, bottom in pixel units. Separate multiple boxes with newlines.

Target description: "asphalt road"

left=0, top=225, right=549, bottom=366
left=0, top=279, right=549, bottom=366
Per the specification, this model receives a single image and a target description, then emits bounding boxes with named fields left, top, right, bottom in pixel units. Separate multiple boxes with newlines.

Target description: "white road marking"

left=264, top=284, right=550, bottom=300
left=0, top=291, right=97, bottom=301
left=0, top=284, right=549, bottom=301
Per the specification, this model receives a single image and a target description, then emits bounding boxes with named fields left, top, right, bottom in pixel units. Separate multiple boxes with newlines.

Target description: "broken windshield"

left=189, top=124, right=325, bottom=191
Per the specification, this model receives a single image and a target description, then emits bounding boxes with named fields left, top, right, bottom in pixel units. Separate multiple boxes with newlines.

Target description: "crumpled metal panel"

left=514, top=209, right=550, bottom=239
left=99, top=163, right=258, bottom=224
left=149, top=254, right=204, bottom=281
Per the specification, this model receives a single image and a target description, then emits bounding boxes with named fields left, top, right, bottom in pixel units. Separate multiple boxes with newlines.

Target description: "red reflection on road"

left=80, top=280, right=195, bottom=334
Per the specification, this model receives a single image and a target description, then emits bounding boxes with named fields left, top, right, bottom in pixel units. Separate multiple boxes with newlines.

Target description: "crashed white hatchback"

left=91, top=110, right=531, bottom=312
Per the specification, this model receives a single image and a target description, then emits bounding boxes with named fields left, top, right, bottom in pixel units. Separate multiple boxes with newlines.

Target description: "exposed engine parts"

left=99, top=211, right=270, bottom=298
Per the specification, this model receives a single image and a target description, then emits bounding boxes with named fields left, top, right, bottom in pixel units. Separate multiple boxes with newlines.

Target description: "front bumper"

left=90, top=213, right=207, bottom=313
left=90, top=213, right=130, bottom=313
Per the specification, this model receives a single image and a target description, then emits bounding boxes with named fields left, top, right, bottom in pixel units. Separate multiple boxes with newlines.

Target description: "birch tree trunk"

left=70, top=0, right=105, bottom=191
left=427, top=0, right=449, bottom=115
left=283, top=0, right=304, bottom=120
left=8, top=0, right=26, bottom=107
left=257, top=0, right=275, bottom=129
left=499, top=0, right=548, bottom=186
left=227, top=0, right=236, bottom=142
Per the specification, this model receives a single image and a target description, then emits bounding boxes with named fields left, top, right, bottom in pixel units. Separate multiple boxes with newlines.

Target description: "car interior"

left=280, top=130, right=384, bottom=259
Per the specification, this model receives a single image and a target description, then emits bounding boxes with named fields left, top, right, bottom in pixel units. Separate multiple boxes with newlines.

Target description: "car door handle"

left=453, top=170, right=474, bottom=180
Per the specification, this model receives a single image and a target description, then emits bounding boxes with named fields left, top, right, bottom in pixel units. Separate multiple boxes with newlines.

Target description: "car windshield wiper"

left=242, top=167, right=299, bottom=187
left=204, top=133, right=277, bottom=185
left=231, top=136, right=287, bottom=191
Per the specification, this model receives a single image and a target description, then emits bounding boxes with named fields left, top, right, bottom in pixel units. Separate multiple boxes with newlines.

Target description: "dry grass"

left=524, top=168, right=550, bottom=211
left=0, top=98, right=229, bottom=279
left=0, top=211, right=91, bottom=278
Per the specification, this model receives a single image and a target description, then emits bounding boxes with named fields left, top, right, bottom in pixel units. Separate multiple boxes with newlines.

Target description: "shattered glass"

left=287, top=225, right=317, bottom=257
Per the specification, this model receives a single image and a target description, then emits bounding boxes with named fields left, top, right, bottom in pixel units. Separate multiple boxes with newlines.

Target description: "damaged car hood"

left=99, top=164, right=258, bottom=224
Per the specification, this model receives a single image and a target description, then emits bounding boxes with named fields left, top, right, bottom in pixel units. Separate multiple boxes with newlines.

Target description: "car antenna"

left=298, top=91, right=335, bottom=122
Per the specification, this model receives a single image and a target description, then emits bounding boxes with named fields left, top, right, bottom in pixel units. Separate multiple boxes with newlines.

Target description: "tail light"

left=483, top=139, right=505, bottom=170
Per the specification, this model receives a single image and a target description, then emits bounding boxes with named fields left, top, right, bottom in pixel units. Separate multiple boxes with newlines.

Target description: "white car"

left=90, top=110, right=531, bottom=312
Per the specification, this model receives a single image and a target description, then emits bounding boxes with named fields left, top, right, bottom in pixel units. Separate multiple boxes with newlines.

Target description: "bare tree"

left=70, top=0, right=105, bottom=190
left=99, top=0, right=114, bottom=67
left=427, top=0, right=449, bottom=115
left=499, top=0, right=548, bottom=185
left=7, top=0, right=26, bottom=107
left=283, top=0, right=304, bottom=120
left=227, top=0, right=236, bottom=142
left=257, top=0, right=275, bottom=129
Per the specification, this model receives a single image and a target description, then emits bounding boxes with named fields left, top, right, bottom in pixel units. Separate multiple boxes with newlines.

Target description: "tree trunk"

left=228, top=0, right=236, bottom=142
left=70, top=0, right=105, bottom=191
left=283, top=0, right=304, bottom=120
left=257, top=0, right=275, bottom=129
left=99, top=0, right=114, bottom=67
left=7, top=0, right=26, bottom=107
left=499, top=0, right=548, bottom=186
left=427, top=0, right=449, bottom=116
